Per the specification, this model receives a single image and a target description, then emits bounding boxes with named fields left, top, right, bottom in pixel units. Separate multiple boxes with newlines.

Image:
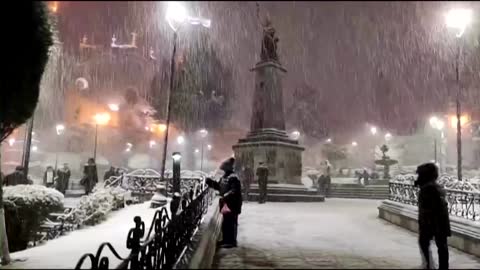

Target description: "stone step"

left=65, top=189, right=85, bottom=198
left=248, top=188, right=317, bottom=196
left=327, top=194, right=388, bottom=200
left=247, top=193, right=325, bottom=203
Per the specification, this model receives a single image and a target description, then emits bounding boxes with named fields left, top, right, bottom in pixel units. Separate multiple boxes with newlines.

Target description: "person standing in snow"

left=43, top=166, right=56, bottom=188
left=256, top=162, right=269, bottom=204
left=81, top=158, right=98, bottom=195
left=103, top=166, right=116, bottom=181
left=206, top=157, right=242, bottom=248
left=3, top=166, right=30, bottom=186
left=56, top=163, right=71, bottom=194
left=415, top=162, right=450, bottom=270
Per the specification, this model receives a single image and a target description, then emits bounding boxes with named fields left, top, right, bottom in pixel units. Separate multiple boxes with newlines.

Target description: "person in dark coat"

left=206, top=157, right=242, bottom=249
left=81, top=158, right=98, bottom=195
left=43, top=166, right=56, bottom=188
left=104, top=166, right=116, bottom=181
left=415, top=162, right=451, bottom=270
left=256, top=162, right=269, bottom=204
left=56, top=163, right=71, bottom=194
left=3, top=166, right=30, bottom=186
left=362, top=169, right=370, bottom=186
left=242, top=166, right=254, bottom=201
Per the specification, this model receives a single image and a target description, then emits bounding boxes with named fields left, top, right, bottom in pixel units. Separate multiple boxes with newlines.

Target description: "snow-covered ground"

left=214, top=199, right=480, bottom=269
left=6, top=201, right=167, bottom=269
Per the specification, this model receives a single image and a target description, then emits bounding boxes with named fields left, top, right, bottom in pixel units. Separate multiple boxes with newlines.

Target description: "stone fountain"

left=375, top=144, right=398, bottom=180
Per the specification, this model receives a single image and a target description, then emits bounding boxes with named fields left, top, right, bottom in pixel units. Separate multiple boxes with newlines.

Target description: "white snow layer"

left=6, top=201, right=168, bottom=269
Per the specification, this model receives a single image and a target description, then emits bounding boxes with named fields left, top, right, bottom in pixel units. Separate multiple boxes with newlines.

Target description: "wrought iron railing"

left=104, top=169, right=206, bottom=197
left=389, top=174, right=480, bottom=221
left=74, top=185, right=214, bottom=269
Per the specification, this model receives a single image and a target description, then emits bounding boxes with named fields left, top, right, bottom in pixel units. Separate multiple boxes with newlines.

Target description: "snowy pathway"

left=6, top=202, right=162, bottom=269
left=214, top=199, right=480, bottom=269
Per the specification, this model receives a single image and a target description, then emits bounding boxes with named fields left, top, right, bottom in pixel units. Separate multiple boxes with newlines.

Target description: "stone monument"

left=233, top=14, right=304, bottom=185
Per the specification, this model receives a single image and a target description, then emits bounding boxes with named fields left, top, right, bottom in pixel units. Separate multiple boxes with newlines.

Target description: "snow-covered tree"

left=0, top=2, right=52, bottom=264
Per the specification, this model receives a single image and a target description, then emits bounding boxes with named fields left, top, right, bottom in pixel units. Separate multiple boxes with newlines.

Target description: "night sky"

left=54, top=1, right=480, bottom=138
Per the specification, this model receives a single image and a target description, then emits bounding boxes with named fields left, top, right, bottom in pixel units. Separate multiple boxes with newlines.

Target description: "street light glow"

left=326, top=138, right=332, bottom=143
left=194, top=148, right=200, bottom=153
left=108, top=103, right=119, bottom=112
left=32, top=146, right=38, bottom=152
left=445, top=8, right=473, bottom=37
left=352, top=141, right=358, bottom=147
left=93, top=113, right=111, bottom=126
left=172, top=152, right=182, bottom=161
left=149, top=140, right=156, bottom=148
left=177, top=135, right=185, bottom=145
left=385, top=133, right=392, bottom=141
left=166, top=2, right=187, bottom=31
left=56, top=124, right=65, bottom=135
left=449, top=114, right=469, bottom=128
left=199, top=129, right=208, bottom=138
left=8, top=138, right=15, bottom=146
left=370, top=126, right=377, bottom=135
left=429, top=116, right=445, bottom=130
left=291, top=130, right=301, bottom=140
left=207, top=144, right=212, bottom=150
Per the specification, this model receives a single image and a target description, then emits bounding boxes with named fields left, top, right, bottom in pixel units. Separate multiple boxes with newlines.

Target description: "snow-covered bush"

left=3, top=185, right=64, bottom=252
left=62, top=184, right=128, bottom=226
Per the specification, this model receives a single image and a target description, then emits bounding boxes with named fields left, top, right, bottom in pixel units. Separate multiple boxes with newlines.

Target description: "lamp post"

left=172, top=152, right=182, bottom=194
left=20, top=117, right=35, bottom=177
left=93, top=113, right=110, bottom=161
left=160, top=2, right=211, bottom=182
left=429, top=116, right=445, bottom=165
left=445, top=8, right=472, bottom=181
left=55, top=124, right=65, bottom=170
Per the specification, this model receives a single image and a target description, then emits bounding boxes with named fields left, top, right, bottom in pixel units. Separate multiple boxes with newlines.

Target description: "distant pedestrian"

left=80, top=158, right=98, bottom=195
left=104, top=166, right=116, bottom=181
left=256, top=162, right=269, bottom=204
left=415, top=162, right=450, bottom=270
left=362, top=169, right=370, bottom=186
left=242, top=166, right=254, bottom=201
left=206, top=157, right=242, bottom=249
left=43, top=166, right=56, bottom=188
left=3, top=166, right=30, bottom=186
left=56, top=163, right=71, bottom=194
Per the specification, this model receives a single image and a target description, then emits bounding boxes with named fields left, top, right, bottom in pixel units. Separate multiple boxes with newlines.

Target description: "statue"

left=257, top=3, right=279, bottom=62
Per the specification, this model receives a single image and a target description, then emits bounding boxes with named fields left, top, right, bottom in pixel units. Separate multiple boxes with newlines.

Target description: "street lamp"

left=370, top=126, right=378, bottom=135
left=445, top=7, right=472, bottom=181
left=385, top=132, right=392, bottom=141
left=291, top=130, right=301, bottom=140
left=93, top=113, right=111, bottom=161
left=352, top=141, right=358, bottom=147
left=108, top=103, right=119, bottom=112
left=7, top=138, right=15, bottom=147
left=172, top=152, right=182, bottom=194
left=55, top=123, right=65, bottom=170
left=177, top=135, right=185, bottom=145
left=160, top=2, right=212, bottom=182
left=326, top=138, right=332, bottom=143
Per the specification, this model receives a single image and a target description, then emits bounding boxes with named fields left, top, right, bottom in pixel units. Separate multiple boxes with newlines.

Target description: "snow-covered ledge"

left=174, top=196, right=222, bottom=269
left=378, top=200, right=480, bottom=257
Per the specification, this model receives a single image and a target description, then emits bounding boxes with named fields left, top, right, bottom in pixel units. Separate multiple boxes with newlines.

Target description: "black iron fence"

left=389, top=176, right=480, bottom=221
left=74, top=185, right=214, bottom=269
left=104, top=169, right=205, bottom=197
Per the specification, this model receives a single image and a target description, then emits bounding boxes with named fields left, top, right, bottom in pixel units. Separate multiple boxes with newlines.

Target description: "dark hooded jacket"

left=416, top=163, right=451, bottom=237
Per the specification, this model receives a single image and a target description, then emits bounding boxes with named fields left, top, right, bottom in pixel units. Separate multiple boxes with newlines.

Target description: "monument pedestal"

left=233, top=128, right=304, bottom=185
